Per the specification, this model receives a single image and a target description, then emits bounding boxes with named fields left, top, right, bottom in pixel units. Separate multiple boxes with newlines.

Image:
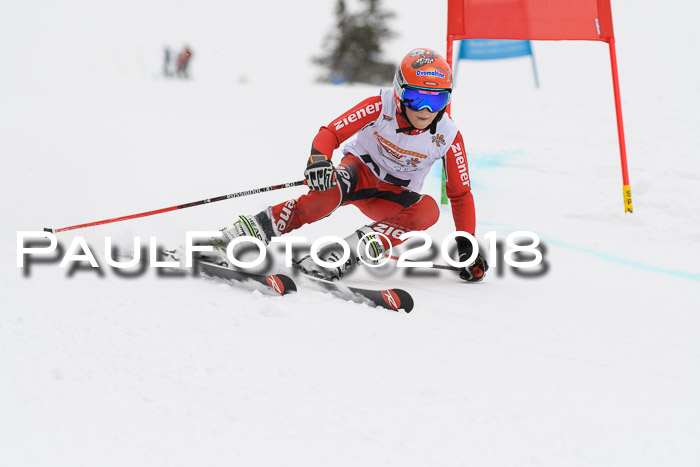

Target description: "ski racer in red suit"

left=218, top=48, right=488, bottom=282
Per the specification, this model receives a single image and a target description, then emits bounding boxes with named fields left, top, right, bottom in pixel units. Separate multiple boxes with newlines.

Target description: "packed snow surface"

left=1, top=1, right=699, bottom=466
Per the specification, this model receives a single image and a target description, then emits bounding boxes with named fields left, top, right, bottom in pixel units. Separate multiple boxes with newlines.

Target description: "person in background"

left=163, top=47, right=172, bottom=76
left=175, top=46, right=192, bottom=79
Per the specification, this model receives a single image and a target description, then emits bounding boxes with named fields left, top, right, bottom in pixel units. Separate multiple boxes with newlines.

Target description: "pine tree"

left=314, top=0, right=396, bottom=85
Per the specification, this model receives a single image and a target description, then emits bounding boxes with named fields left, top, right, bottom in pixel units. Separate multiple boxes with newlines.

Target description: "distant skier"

left=163, top=47, right=172, bottom=76
left=175, top=46, right=192, bottom=78
left=212, top=48, right=488, bottom=282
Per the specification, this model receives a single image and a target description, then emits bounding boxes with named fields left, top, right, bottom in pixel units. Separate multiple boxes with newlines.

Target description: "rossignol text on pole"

left=45, top=180, right=306, bottom=234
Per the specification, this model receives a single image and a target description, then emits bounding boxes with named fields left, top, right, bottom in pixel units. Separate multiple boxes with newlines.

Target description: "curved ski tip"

left=265, top=274, right=297, bottom=295
left=383, top=288, right=414, bottom=313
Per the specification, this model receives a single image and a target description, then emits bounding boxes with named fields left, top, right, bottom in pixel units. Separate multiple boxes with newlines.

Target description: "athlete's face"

left=405, top=107, right=438, bottom=130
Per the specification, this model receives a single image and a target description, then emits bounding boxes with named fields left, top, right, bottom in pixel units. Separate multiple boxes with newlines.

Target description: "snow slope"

left=1, top=1, right=699, bottom=466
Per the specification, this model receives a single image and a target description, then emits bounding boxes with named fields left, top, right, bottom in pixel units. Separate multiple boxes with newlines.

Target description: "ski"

left=161, top=249, right=296, bottom=296
left=300, top=275, right=414, bottom=313
left=197, top=260, right=297, bottom=296
left=197, top=260, right=411, bottom=310
left=162, top=249, right=411, bottom=309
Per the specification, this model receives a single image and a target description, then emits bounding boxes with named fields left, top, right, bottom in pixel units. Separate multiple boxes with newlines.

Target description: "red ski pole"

left=45, top=180, right=306, bottom=233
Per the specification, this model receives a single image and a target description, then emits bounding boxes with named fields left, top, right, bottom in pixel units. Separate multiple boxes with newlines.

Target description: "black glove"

left=304, top=157, right=337, bottom=191
left=456, top=235, right=489, bottom=282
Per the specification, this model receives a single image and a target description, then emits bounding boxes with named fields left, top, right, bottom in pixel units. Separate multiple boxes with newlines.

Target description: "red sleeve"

left=444, top=131, right=476, bottom=234
left=310, top=95, right=383, bottom=161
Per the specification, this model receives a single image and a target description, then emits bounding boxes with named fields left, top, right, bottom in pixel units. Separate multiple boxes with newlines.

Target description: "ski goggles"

left=399, top=87, right=451, bottom=112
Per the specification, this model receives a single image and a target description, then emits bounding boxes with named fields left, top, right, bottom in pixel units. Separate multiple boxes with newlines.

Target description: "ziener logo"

left=333, top=102, right=381, bottom=131
left=450, top=142, right=470, bottom=187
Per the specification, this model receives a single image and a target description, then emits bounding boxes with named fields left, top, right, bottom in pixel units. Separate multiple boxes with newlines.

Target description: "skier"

left=175, top=46, right=192, bottom=78
left=163, top=47, right=172, bottom=76
left=215, top=48, right=488, bottom=282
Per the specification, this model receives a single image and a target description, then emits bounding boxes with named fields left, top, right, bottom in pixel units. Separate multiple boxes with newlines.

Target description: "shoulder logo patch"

left=432, top=134, right=446, bottom=147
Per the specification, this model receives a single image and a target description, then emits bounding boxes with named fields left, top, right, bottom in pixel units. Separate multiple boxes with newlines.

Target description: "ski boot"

left=294, top=226, right=386, bottom=281
left=196, top=209, right=276, bottom=266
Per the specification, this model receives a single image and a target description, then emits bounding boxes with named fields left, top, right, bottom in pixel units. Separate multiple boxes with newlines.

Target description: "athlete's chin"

left=413, top=120, right=432, bottom=129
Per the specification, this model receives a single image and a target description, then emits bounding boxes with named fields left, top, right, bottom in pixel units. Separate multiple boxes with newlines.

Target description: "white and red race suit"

left=268, top=89, right=476, bottom=248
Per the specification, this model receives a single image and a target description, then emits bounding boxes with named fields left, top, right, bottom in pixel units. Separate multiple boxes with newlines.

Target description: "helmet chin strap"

left=395, top=103, right=446, bottom=135
left=429, top=108, right=447, bottom=135
left=395, top=103, right=415, bottom=134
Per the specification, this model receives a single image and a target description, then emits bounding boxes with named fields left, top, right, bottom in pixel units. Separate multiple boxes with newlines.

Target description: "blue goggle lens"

left=401, top=87, right=451, bottom=112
